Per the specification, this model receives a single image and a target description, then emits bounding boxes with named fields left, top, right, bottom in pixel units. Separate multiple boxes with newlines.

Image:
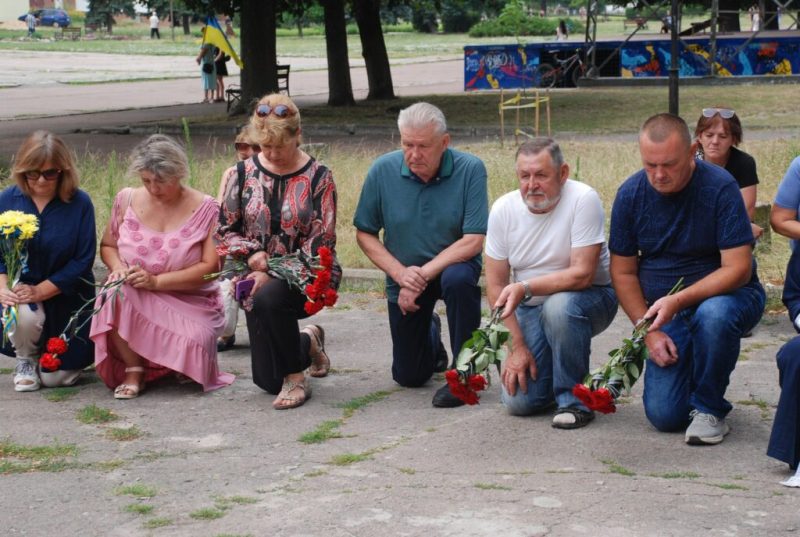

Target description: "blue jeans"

left=643, top=283, right=765, bottom=432
left=768, top=337, right=800, bottom=469
left=387, top=260, right=481, bottom=387
left=501, top=285, right=618, bottom=415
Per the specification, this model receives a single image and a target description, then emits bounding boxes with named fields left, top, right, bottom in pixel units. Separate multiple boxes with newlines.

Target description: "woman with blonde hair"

left=0, top=131, right=96, bottom=391
left=216, top=93, right=341, bottom=409
left=91, top=134, right=234, bottom=399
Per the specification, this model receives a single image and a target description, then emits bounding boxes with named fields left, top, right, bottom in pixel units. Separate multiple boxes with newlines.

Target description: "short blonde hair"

left=235, top=124, right=255, bottom=145
left=11, top=130, right=79, bottom=202
left=128, top=134, right=189, bottom=183
left=249, top=93, right=302, bottom=147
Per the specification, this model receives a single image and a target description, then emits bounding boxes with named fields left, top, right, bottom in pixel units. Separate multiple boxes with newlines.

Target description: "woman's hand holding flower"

left=126, top=265, right=158, bottom=290
left=11, top=283, right=42, bottom=304
left=247, top=251, right=268, bottom=272
left=0, top=286, right=20, bottom=307
left=247, top=271, right=270, bottom=295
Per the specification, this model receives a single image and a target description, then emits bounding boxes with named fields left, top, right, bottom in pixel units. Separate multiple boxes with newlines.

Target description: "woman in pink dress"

left=91, top=134, right=234, bottom=399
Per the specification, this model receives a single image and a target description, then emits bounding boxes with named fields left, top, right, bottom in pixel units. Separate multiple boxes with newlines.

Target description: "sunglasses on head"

left=24, top=169, right=61, bottom=182
left=255, top=103, right=292, bottom=118
left=234, top=142, right=261, bottom=153
left=702, top=108, right=735, bottom=119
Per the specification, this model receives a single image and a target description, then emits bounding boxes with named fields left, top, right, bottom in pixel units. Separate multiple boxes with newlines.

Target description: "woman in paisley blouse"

left=215, top=93, right=341, bottom=410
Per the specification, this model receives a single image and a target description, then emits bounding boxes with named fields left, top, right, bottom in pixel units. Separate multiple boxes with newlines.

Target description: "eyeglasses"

left=24, top=169, right=61, bottom=182
left=234, top=142, right=261, bottom=153
left=255, top=103, right=293, bottom=118
left=702, top=108, right=736, bottom=119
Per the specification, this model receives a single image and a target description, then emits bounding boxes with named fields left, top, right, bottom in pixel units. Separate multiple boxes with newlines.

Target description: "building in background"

left=0, top=0, right=31, bottom=23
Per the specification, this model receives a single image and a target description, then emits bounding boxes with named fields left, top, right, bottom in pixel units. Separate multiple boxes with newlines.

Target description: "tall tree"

left=353, top=0, right=395, bottom=100
left=239, top=0, right=278, bottom=111
left=86, top=0, right=135, bottom=34
left=322, top=0, right=356, bottom=106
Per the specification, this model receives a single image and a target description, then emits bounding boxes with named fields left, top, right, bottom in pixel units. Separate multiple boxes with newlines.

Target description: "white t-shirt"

left=485, top=179, right=611, bottom=305
left=150, top=15, right=159, bottom=29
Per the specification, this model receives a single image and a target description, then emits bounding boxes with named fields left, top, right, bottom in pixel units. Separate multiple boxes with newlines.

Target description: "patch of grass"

left=399, top=467, right=416, bottom=475
left=114, top=484, right=157, bottom=498
left=304, top=469, right=328, bottom=478
left=474, top=482, right=512, bottom=491
left=298, top=420, right=344, bottom=444
left=0, top=367, right=13, bottom=374
left=215, top=495, right=258, bottom=507
left=601, top=459, right=636, bottom=477
left=329, top=367, right=364, bottom=375
left=43, top=386, right=80, bottom=402
left=0, top=439, right=78, bottom=459
left=76, top=404, right=118, bottom=424
left=214, top=534, right=254, bottom=537
left=706, top=482, right=749, bottom=491
left=189, top=507, right=227, bottom=520
left=94, top=459, right=126, bottom=471
left=651, top=471, right=701, bottom=479
left=329, top=452, right=372, bottom=466
left=338, top=390, right=395, bottom=418
left=106, top=426, right=143, bottom=441
left=738, top=352, right=750, bottom=362
left=142, top=517, right=172, bottom=529
left=124, top=503, right=154, bottom=515
left=737, top=398, right=772, bottom=420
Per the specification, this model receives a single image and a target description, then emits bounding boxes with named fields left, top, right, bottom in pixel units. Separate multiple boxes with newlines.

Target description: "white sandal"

left=114, top=366, right=145, bottom=400
left=14, top=359, right=40, bottom=392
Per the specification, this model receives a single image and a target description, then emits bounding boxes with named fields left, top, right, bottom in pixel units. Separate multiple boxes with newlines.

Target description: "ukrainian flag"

left=202, top=16, right=243, bottom=68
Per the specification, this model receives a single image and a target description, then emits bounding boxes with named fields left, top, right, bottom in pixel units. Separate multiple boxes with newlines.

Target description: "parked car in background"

left=18, top=9, right=71, bottom=28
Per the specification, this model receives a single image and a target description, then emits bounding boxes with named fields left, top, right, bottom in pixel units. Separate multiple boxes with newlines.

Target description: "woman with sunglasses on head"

left=215, top=93, right=341, bottom=410
left=0, top=131, right=96, bottom=392
left=694, top=107, right=763, bottom=240
left=214, top=125, right=260, bottom=353
left=90, top=134, right=234, bottom=399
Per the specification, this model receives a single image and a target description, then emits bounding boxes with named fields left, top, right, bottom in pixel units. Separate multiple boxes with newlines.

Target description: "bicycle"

left=537, top=48, right=597, bottom=88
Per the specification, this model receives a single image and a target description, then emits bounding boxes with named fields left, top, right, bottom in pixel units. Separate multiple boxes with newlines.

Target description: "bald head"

left=640, top=113, right=692, bottom=149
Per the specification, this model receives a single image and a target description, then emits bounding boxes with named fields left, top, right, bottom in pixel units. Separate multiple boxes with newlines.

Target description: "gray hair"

left=128, top=134, right=189, bottom=182
left=640, top=113, right=691, bottom=148
left=515, top=137, right=564, bottom=169
left=397, top=102, right=447, bottom=135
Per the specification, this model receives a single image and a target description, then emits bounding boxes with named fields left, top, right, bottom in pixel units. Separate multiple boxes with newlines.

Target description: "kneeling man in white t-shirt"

left=485, top=138, right=618, bottom=429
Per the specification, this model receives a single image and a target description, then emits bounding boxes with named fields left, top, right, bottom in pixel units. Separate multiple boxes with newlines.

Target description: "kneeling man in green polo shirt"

left=353, top=102, right=489, bottom=408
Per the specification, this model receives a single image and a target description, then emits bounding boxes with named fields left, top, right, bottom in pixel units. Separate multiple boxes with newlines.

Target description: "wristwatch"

left=521, top=280, right=533, bottom=301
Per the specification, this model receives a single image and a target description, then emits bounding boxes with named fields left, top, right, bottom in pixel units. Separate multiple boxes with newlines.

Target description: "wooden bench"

left=623, top=17, right=648, bottom=30
left=225, top=64, right=290, bottom=113
left=55, top=26, right=81, bottom=40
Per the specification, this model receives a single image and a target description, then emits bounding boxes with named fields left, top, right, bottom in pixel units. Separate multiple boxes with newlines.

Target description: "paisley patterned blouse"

left=214, top=155, right=341, bottom=287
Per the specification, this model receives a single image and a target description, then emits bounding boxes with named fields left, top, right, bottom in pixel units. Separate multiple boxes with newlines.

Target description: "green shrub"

left=411, top=0, right=439, bottom=33
left=441, top=1, right=482, bottom=33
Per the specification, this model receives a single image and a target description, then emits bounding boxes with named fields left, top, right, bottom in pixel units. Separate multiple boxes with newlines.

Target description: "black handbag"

left=202, top=63, right=213, bottom=74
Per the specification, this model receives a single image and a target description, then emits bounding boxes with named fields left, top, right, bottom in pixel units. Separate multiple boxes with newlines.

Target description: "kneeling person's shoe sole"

left=552, top=408, right=595, bottom=429
left=685, top=410, right=730, bottom=445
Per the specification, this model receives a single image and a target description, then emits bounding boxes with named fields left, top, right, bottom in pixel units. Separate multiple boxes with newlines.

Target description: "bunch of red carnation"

left=303, top=246, right=338, bottom=315
left=39, top=336, right=68, bottom=372
left=445, top=369, right=487, bottom=405
left=572, top=384, right=616, bottom=414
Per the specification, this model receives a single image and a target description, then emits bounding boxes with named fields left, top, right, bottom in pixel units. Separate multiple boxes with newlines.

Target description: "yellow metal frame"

left=498, top=89, right=551, bottom=147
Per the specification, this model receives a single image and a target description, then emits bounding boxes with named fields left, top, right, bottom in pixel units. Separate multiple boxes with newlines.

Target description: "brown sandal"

left=303, top=324, right=331, bottom=378
left=273, top=377, right=311, bottom=410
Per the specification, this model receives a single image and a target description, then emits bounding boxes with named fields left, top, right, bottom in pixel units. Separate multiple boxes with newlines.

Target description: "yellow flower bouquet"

left=0, top=210, right=40, bottom=343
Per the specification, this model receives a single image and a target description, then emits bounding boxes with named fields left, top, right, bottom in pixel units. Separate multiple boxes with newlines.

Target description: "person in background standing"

left=149, top=12, right=160, bottom=39
left=26, top=12, right=37, bottom=38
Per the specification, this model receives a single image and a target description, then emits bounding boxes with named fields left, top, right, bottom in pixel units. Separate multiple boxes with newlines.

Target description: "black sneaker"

left=432, top=312, right=449, bottom=373
left=432, top=383, right=465, bottom=408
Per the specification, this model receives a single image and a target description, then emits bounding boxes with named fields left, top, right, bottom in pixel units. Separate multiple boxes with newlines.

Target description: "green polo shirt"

left=353, top=148, right=488, bottom=301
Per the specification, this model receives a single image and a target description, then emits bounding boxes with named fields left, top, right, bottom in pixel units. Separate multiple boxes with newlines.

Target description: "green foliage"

left=454, top=308, right=510, bottom=376
left=190, top=507, right=227, bottom=520
left=411, top=0, right=439, bottom=32
left=338, top=390, right=394, bottom=417
left=142, top=517, right=172, bottom=528
left=106, top=426, right=144, bottom=441
left=87, top=0, right=136, bottom=30
left=298, top=420, right=344, bottom=444
left=124, top=503, right=154, bottom=515
left=601, top=459, right=636, bottom=476
left=76, top=404, right=118, bottom=424
left=441, top=0, right=482, bottom=33
left=43, top=386, right=80, bottom=402
left=115, top=484, right=157, bottom=498
left=469, top=1, right=584, bottom=38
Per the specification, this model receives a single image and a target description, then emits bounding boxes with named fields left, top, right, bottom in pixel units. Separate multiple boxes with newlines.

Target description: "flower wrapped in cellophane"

left=573, top=278, right=684, bottom=414
left=206, top=246, right=338, bottom=313
left=446, top=308, right=510, bottom=405
left=0, top=210, right=39, bottom=344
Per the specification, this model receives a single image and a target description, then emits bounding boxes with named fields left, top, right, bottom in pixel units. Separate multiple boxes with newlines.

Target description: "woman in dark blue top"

left=0, top=131, right=96, bottom=391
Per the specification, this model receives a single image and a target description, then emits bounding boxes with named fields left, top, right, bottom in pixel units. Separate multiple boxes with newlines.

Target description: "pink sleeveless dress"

left=91, top=189, right=234, bottom=392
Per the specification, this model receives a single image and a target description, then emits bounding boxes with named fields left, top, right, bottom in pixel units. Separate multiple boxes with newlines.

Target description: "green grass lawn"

left=0, top=14, right=765, bottom=58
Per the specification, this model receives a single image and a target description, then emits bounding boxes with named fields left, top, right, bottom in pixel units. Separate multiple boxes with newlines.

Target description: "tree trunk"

left=238, top=0, right=277, bottom=115
left=323, top=0, right=355, bottom=106
left=717, top=0, right=740, bottom=31
left=105, top=12, right=113, bottom=34
left=182, top=14, right=190, bottom=35
left=353, top=0, right=395, bottom=100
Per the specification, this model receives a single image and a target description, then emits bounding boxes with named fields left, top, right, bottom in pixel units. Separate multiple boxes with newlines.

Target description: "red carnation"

left=467, top=374, right=487, bottom=392
left=318, top=247, right=333, bottom=269
left=572, top=383, right=616, bottom=414
left=40, top=352, right=62, bottom=372
left=322, top=289, right=338, bottom=307
left=46, top=337, right=68, bottom=355
left=304, top=300, right=324, bottom=315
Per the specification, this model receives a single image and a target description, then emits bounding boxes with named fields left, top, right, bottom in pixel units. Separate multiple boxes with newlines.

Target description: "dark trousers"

left=244, top=278, right=312, bottom=394
left=387, top=259, right=481, bottom=388
left=768, top=337, right=800, bottom=469
left=150, top=28, right=160, bottom=39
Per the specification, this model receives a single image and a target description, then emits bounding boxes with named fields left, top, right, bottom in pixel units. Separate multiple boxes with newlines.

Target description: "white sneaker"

left=685, top=410, right=730, bottom=445
left=13, top=359, right=41, bottom=392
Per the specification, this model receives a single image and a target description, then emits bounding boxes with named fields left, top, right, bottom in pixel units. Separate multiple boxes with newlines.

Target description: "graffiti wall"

left=464, top=34, right=800, bottom=89
left=621, top=37, right=800, bottom=77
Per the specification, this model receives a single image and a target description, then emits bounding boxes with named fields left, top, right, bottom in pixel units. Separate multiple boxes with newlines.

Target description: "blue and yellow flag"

left=202, top=16, right=243, bottom=68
